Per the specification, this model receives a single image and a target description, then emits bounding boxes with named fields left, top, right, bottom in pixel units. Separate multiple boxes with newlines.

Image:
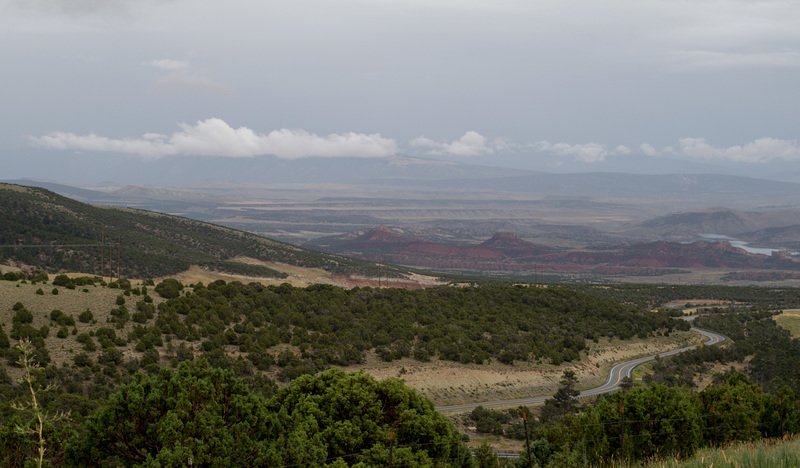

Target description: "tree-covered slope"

left=151, top=281, right=681, bottom=376
left=0, top=183, right=407, bottom=279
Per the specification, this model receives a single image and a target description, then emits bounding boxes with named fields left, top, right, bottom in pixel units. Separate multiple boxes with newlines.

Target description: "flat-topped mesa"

left=358, top=225, right=412, bottom=243
left=481, top=232, right=528, bottom=247
left=480, top=232, right=556, bottom=257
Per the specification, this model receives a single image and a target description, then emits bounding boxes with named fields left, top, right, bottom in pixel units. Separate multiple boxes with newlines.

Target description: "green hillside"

left=0, top=183, right=407, bottom=280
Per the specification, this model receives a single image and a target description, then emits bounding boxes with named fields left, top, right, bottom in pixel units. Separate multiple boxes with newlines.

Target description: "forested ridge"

left=142, top=280, right=681, bottom=375
left=1, top=274, right=681, bottom=380
left=0, top=183, right=407, bottom=279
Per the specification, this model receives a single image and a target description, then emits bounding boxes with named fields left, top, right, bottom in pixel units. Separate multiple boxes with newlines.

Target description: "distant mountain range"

left=7, top=155, right=800, bottom=210
left=8, top=147, right=800, bottom=185
left=621, top=207, right=800, bottom=243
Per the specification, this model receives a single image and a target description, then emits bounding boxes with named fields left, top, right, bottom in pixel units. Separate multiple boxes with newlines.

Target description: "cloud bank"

left=31, top=120, right=800, bottom=167
left=535, top=138, right=800, bottom=164
left=678, top=137, right=800, bottom=163
left=31, top=118, right=399, bottom=159
left=411, top=131, right=500, bottom=156
left=640, top=143, right=657, bottom=157
left=534, top=141, right=630, bottom=163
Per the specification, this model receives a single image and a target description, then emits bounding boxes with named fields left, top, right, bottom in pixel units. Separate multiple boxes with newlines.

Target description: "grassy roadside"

left=637, top=436, right=800, bottom=468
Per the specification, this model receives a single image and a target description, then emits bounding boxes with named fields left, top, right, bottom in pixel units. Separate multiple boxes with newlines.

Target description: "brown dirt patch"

left=694, top=359, right=749, bottom=390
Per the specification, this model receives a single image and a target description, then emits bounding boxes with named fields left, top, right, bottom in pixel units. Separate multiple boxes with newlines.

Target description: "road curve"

left=436, top=326, right=726, bottom=412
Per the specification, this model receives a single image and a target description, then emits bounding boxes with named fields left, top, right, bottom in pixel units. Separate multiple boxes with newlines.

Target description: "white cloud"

left=410, top=131, right=497, bottom=156
left=145, top=59, right=189, bottom=70
left=534, top=141, right=629, bottom=163
left=678, top=137, right=800, bottom=163
left=640, top=143, right=657, bottom=157
left=491, top=137, right=514, bottom=152
left=143, top=59, right=231, bottom=95
left=410, top=136, right=439, bottom=148
left=31, top=118, right=398, bottom=159
left=445, top=131, right=493, bottom=156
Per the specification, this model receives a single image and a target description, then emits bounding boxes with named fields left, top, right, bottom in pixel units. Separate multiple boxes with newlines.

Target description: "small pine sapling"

left=11, top=338, right=70, bottom=468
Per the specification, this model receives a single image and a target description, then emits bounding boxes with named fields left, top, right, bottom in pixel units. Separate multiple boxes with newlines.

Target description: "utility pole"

left=101, top=234, right=104, bottom=282
left=118, top=234, right=121, bottom=280
left=109, top=241, right=114, bottom=284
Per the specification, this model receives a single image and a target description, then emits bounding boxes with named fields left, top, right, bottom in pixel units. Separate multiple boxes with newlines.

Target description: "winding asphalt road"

left=436, top=326, right=726, bottom=412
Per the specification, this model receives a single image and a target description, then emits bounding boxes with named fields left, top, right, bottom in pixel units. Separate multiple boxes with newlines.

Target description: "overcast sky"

left=2, top=0, right=800, bottom=180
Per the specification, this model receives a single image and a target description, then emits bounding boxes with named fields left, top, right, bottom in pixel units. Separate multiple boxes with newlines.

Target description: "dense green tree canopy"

left=67, top=359, right=275, bottom=467
left=699, top=373, right=764, bottom=445
left=64, top=362, right=471, bottom=467
left=266, top=369, right=471, bottom=467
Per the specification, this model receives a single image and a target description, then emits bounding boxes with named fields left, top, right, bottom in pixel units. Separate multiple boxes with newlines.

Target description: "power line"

left=0, top=243, right=117, bottom=248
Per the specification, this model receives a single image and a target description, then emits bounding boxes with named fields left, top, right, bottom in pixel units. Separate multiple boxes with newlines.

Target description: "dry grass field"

left=0, top=271, right=164, bottom=380
left=774, top=310, right=800, bottom=337
left=167, top=258, right=442, bottom=290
